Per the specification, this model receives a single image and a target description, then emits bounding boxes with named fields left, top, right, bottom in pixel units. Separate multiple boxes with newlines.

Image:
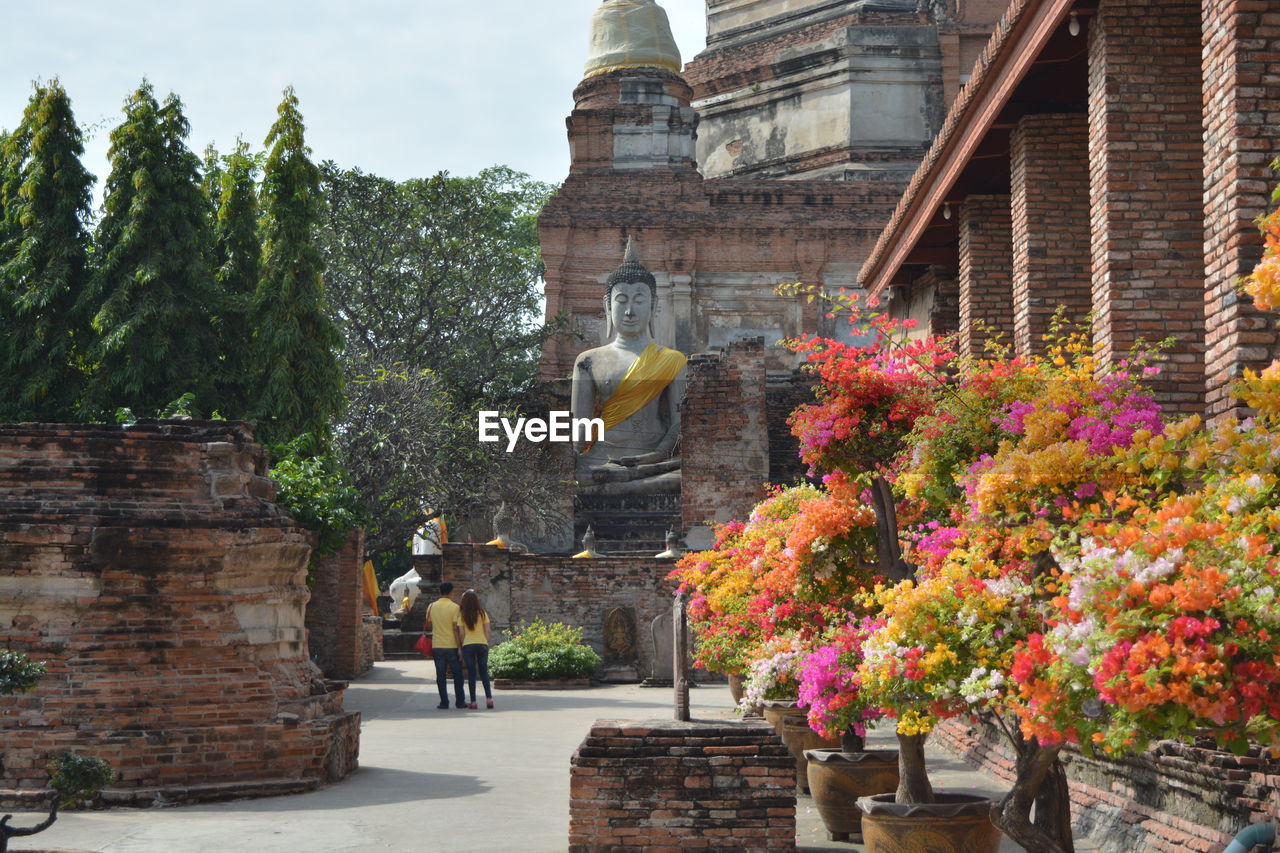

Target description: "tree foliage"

left=268, top=433, right=365, bottom=560
left=0, top=649, right=45, bottom=695
left=210, top=138, right=261, bottom=417
left=317, top=164, right=561, bottom=557
left=0, top=79, right=94, bottom=420
left=87, top=82, right=221, bottom=417
left=250, top=87, right=344, bottom=445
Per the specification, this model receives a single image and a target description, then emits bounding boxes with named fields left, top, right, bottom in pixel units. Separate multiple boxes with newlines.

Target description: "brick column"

left=1202, top=0, right=1280, bottom=420
left=1011, top=113, right=1092, bottom=358
left=1088, top=0, right=1206, bottom=414
left=305, top=528, right=366, bottom=680
left=681, top=339, right=769, bottom=531
left=958, top=194, right=1014, bottom=357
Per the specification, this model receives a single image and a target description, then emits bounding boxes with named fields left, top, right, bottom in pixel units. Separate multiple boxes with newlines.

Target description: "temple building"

left=858, top=0, right=1280, bottom=420
left=538, top=0, right=1007, bottom=547
left=539, top=0, right=1008, bottom=381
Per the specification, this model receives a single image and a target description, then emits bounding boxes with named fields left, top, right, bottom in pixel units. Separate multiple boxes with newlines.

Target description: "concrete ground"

left=6, top=659, right=1096, bottom=852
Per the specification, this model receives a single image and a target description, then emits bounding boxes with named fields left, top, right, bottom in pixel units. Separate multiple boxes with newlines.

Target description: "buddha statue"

left=572, top=238, right=686, bottom=495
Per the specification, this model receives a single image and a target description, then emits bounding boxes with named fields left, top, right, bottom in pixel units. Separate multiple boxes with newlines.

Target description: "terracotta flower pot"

left=856, top=792, right=1002, bottom=853
left=779, top=713, right=840, bottom=794
left=804, top=748, right=900, bottom=842
left=727, top=673, right=745, bottom=706
left=760, top=699, right=798, bottom=734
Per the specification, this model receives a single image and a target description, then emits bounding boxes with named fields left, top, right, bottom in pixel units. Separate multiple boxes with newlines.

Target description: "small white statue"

left=388, top=568, right=423, bottom=616
left=411, top=510, right=447, bottom=556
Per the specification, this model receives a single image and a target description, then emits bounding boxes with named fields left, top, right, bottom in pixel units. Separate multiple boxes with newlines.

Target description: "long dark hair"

left=459, top=589, right=487, bottom=631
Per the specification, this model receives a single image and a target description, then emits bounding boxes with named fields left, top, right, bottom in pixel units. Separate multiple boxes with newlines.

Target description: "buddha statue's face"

left=608, top=279, right=653, bottom=337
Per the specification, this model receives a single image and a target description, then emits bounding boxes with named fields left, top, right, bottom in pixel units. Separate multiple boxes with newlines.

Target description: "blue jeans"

left=462, top=643, right=492, bottom=702
left=433, top=648, right=466, bottom=707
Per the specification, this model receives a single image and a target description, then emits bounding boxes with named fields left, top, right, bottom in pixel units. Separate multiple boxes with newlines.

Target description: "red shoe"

left=486, top=699, right=494, bottom=709
left=469, top=702, right=477, bottom=709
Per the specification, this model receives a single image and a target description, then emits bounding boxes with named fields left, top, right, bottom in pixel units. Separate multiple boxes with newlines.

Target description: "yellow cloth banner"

left=361, top=560, right=380, bottom=615
left=581, top=344, right=685, bottom=454
left=596, top=344, right=686, bottom=439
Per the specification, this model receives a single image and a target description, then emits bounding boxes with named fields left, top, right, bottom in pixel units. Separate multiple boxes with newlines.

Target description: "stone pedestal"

left=569, top=718, right=795, bottom=852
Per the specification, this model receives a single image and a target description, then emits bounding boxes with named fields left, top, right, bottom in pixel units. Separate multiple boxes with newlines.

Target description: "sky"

left=0, top=1, right=708, bottom=195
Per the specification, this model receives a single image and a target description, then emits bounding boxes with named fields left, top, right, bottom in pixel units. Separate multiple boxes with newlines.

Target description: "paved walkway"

left=7, top=659, right=1092, bottom=852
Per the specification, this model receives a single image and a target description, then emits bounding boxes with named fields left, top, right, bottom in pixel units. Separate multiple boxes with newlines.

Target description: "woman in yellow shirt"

left=454, top=589, right=494, bottom=709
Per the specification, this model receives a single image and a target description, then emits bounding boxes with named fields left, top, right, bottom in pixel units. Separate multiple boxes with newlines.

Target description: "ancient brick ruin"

left=420, top=545, right=679, bottom=680
left=569, top=719, right=795, bottom=852
left=305, top=528, right=382, bottom=680
left=0, top=421, right=359, bottom=804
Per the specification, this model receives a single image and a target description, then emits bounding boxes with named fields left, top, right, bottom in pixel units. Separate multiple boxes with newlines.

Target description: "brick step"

left=575, top=494, right=682, bottom=513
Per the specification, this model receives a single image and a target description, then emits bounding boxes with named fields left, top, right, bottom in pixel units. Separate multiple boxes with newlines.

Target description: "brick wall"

left=681, top=339, right=770, bottom=530
left=766, top=371, right=816, bottom=486
left=569, top=718, right=795, bottom=852
left=1011, top=113, right=1092, bottom=357
left=1087, top=0, right=1206, bottom=413
left=1201, top=0, right=1280, bottom=420
left=0, top=421, right=359, bottom=803
left=437, top=545, right=680, bottom=680
left=306, top=528, right=381, bottom=680
left=959, top=194, right=1015, bottom=357
left=933, top=717, right=1278, bottom=853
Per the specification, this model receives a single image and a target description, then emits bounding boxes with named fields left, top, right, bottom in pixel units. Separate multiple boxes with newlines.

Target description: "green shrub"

left=49, top=752, right=115, bottom=808
left=488, top=643, right=531, bottom=680
left=488, top=619, right=601, bottom=680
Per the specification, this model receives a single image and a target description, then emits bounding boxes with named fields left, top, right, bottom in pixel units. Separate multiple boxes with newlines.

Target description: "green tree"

left=250, top=87, right=343, bottom=445
left=0, top=80, right=94, bottom=421
left=211, top=138, right=261, bottom=418
left=317, top=164, right=561, bottom=557
left=199, top=142, right=224, bottom=227
left=86, top=82, right=220, bottom=417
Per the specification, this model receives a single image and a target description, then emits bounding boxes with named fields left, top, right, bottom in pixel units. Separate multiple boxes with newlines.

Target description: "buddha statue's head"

left=604, top=237, right=657, bottom=338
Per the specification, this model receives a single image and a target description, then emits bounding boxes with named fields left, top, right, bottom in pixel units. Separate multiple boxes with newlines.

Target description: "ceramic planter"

left=779, top=712, right=840, bottom=794
left=804, top=748, right=900, bottom=842
left=760, top=699, right=798, bottom=734
left=727, top=672, right=745, bottom=706
left=856, top=792, right=1002, bottom=853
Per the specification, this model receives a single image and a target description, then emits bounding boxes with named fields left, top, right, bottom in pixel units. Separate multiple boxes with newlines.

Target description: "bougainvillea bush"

left=670, top=483, right=878, bottom=678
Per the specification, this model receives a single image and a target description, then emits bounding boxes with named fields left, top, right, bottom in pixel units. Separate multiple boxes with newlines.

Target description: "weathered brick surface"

left=433, top=546, right=679, bottom=680
left=1088, top=0, right=1206, bottom=413
left=307, top=528, right=381, bottom=680
left=1011, top=113, right=1091, bottom=356
left=933, top=717, right=1277, bottom=853
left=766, top=371, right=817, bottom=486
left=922, top=267, right=960, bottom=338
left=0, top=421, right=359, bottom=803
left=1201, top=0, right=1280, bottom=419
left=682, top=339, right=770, bottom=530
left=958, top=194, right=1015, bottom=357
left=568, top=718, right=795, bottom=852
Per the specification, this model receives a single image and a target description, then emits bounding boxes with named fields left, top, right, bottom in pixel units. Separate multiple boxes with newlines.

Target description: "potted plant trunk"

left=853, top=486, right=1004, bottom=853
